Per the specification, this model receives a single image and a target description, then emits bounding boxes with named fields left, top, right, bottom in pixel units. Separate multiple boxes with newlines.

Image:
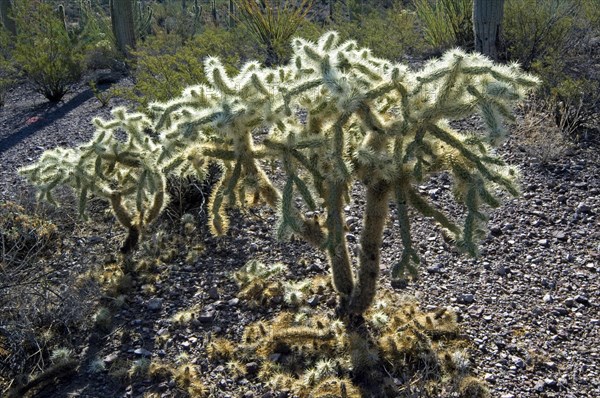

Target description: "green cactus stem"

left=110, top=0, right=136, bottom=56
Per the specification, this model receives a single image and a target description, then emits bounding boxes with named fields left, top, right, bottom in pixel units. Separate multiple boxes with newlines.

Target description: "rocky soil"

left=0, top=80, right=599, bottom=398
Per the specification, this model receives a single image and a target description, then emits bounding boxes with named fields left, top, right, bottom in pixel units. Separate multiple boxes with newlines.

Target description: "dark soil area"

left=1, top=78, right=599, bottom=398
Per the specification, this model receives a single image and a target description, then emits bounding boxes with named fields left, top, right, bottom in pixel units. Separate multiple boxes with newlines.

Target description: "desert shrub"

left=514, top=97, right=571, bottom=164
left=0, top=27, right=16, bottom=107
left=12, top=0, right=84, bottom=102
left=151, top=0, right=204, bottom=40
left=120, top=26, right=260, bottom=107
left=503, top=0, right=579, bottom=70
left=413, top=0, right=473, bottom=51
left=0, top=201, right=57, bottom=266
left=0, top=201, right=98, bottom=382
left=504, top=0, right=600, bottom=141
left=331, top=4, right=424, bottom=60
left=235, top=0, right=313, bottom=66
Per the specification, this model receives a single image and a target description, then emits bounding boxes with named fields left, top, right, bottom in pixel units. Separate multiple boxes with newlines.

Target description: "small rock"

left=576, top=202, right=592, bottom=214
left=147, top=298, right=163, bottom=311
left=490, top=225, right=503, bottom=236
left=544, top=378, right=557, bottom=388
left=543, top=293, right=554, bottom=303
left=496, top=265, right=508, bottom=276
left=575, top=295, right=590, bottom=306
left=103, top=353, right=119, bottom=364
left=538, top=239, right=549, bottom=247
left=564, top=298, right=576, bottom=307
left=198, top=310, right=215, bottom=323
left=544, top=361, right=557, bottom=370
left=484, top=373, right=496, bottom=383
left=552, top=307, right=569, bottom=316
left=307, top=295, right=320, bottom=307
left=533, top=380, right=545, bottom=392
left=246, top=362, right=259, bottom=374
left=426, top=264, right=444, bottom=274
left=134, top=348, right=151, bottom=357
left=458, top=294, right=475, bottom=304
left=565, top=253, right=575, bottom=262
left=243, top=391, right=254, bottom=398
left=512, top=356, right=525, bottom=368
left=207, top=287, right=220, bottom=300
left=228, top=298, right=240, bottom=306
left=552, top=231, right=567, bottom=241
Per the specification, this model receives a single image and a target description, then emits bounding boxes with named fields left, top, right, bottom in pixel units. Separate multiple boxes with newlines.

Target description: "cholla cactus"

left=20, top=32, right=538, bottom=315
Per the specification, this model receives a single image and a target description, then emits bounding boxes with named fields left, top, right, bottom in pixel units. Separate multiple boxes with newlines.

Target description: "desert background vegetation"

left=0, top=1, right=599, bottom=397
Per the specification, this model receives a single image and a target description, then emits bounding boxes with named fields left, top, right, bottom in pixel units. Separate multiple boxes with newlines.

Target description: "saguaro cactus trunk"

left=110, top=0, right=136, bottom=56
left=473, top=0, right=505, bottom=60
left=0, top=0, right=16, bottom=35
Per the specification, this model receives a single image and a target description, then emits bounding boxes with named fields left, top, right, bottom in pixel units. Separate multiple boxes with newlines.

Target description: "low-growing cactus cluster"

left=20, top=31, right=538, bottom=315
left=207, top=287, right=488, bottom=397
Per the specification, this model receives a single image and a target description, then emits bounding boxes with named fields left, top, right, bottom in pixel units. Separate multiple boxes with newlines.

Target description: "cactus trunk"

left=110, top=0, right=136, bottom=56
left=0, top=0, right=16, bottom=35
left=473, top=0, right=505, bottom=60
left=348, top=180, right=391, bottom=315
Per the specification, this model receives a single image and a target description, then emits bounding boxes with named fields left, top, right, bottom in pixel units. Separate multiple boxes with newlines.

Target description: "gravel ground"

left=0, top=80, right=598, bottom=398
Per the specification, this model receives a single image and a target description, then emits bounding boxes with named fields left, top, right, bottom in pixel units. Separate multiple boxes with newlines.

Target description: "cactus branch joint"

left=20, top=31, right=538, bottom=315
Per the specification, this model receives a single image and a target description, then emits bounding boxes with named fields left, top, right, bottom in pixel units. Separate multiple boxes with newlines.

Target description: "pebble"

left=458, top=293, right=475, bottom=304
left=147, top=298, right=163, bottom=311
left=208, top=287, right=220, bottom=300
left=512, top=356, right=525, bottom=368
left=576, top=202, right=592, bottom=214
left=543, top=293, right=554, bottom=303
left=134, top=348, right=151, bottom=357
left=575, top=294, right=590, bottom=306
left=198, top=310, right=215, bottom=323
left=228, top=298, right=240, bottom=306
left=533, top=380, right=545, bottom=392
left=307, top=295, right=320, bottom=307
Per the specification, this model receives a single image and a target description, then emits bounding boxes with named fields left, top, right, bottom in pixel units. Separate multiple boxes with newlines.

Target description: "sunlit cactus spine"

left=20, top=31, right=538, bottom=316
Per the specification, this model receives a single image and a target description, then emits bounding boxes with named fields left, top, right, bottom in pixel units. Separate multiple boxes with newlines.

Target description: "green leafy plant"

left=235, top=0, right=313, bottom=66
left=504, top=0, right=579, bottom=70
left=413, top=0, right=473, bottom=50
left=20, top=31, right=538, bottom=316
left=89, top=80, right=114, bottom=107
left=12, top=0, right=84, bottom=102
left=120, top=26, right=259, bottom=107
left=331, top=4, right=423, bottom=61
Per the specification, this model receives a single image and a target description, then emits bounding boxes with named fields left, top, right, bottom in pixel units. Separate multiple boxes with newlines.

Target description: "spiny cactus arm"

left=392, top=183, right=421, bottom=279
left=405, top=187, right=461, bottom=236
left=426, top=123, right=518, bottom=195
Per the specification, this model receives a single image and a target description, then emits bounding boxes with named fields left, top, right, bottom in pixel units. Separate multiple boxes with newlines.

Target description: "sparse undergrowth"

left=214, top=269, right=488, bottom=397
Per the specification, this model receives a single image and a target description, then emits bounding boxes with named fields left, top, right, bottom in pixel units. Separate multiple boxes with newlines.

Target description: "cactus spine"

left=20, top=32, right=538, bottom=315
left=110, top=0, right=136, bottom=56
left=473, top=0, right=505, bottom=60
